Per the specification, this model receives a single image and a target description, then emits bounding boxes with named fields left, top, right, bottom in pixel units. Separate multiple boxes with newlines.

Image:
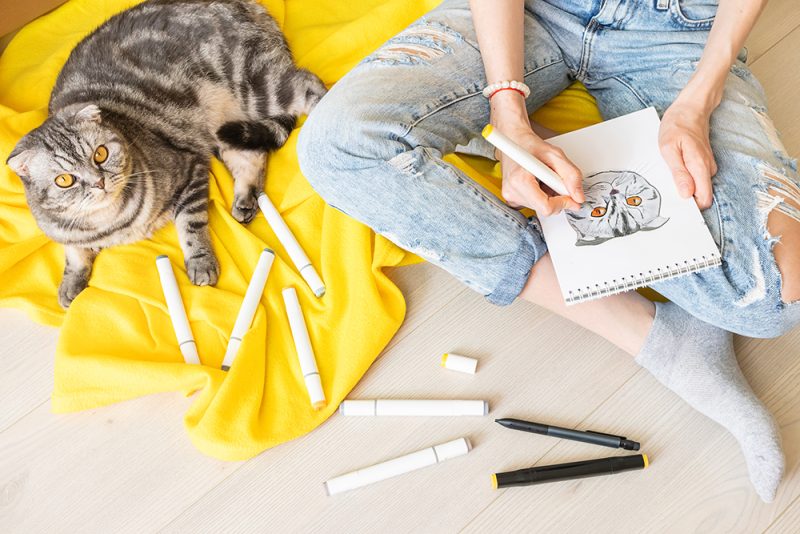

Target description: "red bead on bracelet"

left=488, top=87, right=526, bottom=100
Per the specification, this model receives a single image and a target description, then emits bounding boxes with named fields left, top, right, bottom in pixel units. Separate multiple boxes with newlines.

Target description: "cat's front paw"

left=185, top=250, right=220, bottom=286
left=58, top=273, right=89, bottom=308
left=231, top=188, right=258, bottom=224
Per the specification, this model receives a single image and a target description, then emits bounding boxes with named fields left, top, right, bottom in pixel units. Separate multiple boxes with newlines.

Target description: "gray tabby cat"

left=6, top=0, right=326, bottom=308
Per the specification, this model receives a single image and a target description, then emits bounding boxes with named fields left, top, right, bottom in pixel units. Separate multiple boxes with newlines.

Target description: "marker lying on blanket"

left=155, top=255, right=200, bottom=365
left=257, top=192, right=325, bottom=298
left=339, top=399, right=489, bottom=416
left=282, top=286, right=326, bottom=410
left=221, top=248, right=275, bottom=371
left=324, top=437, right=472, bottom=495
left=481, top=124, right=570, bottom=196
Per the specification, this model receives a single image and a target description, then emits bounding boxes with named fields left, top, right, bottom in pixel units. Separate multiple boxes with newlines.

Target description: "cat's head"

left=565, top=170, right=668, bottom=246
left=6, top=104, right=132, bottom=225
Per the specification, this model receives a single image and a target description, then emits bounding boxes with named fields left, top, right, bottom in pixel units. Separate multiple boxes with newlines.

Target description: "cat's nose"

left=92, top=178, right=105, bottom=190
left=610, top=188, right=620, bottom=195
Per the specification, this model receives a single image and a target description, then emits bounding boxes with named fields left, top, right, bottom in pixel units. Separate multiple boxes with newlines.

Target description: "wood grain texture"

left=1, top=9, right=800, bottom=534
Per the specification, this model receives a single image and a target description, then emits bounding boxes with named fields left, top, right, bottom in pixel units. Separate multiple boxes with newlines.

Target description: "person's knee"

left=766, top=195, right=800, bottom=306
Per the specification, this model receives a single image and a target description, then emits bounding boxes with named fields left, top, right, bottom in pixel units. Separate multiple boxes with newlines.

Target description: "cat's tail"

left=217, top=117, right=296, bottom=151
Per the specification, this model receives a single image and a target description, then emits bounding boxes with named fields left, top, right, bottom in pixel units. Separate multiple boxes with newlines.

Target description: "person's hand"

left=659, top=97, right=717, bottom=209
left=490, top=91, right=584, bottom=216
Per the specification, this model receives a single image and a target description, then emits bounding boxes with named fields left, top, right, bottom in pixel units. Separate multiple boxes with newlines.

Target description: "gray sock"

left=636, top=301, right=784, bottom=502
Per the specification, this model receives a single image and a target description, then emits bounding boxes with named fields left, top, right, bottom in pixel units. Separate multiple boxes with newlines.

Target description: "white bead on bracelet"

left=481, top=80, right=531, bottom=99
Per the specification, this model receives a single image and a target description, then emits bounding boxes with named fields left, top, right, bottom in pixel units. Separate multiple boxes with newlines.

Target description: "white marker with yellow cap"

left=339, top=399, right=488, bottom=417
left=324, top=437, right=472, bottom=495
left=482, top=124, right=570, bottom=196
left=441, top=352, right=478, bottom=375
left=155, top=255, right=201, bottom=365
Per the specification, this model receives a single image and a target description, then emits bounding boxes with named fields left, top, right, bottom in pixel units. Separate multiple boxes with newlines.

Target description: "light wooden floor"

left=2, top=4, right=800, bottom=533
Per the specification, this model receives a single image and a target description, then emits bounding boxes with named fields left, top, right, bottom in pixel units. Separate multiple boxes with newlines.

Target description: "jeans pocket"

left=671, top=0, right=717, bottom=29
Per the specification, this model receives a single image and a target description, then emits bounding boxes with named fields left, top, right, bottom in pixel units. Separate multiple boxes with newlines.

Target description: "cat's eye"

left=626, top=196, right=642, bottom=206
left=54, top=174, right=75, bottom=188
left=93, top=145, right=108, bottom=165
left=591, top=206, right=607, bottom=217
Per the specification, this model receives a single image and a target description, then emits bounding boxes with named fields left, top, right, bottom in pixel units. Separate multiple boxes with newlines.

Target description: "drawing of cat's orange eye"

left=626, top=196, right=642, bottom=206
left=93, top=145, right=108, bottom=165
left=590, top=206, right=607, bottom=217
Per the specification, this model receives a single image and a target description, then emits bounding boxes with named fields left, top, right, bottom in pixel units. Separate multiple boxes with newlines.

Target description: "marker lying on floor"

left=481, top=124, right=570, bottom=196
left=495, top=417, right=640, bottom=450
left=282, top=286, right=326, bottom=410
left=491, top=454, right=649, bottom=489
left=441, top=352, right=478, bottom=375
left=257, top=192, right=325, bottom=297
left=221, top=248, right=275, bottom=371
left=339, top=399, right=489, bottom=417
left=155, top=255, right=200, bottom=365
left=325, top=437, right=472, bottom=495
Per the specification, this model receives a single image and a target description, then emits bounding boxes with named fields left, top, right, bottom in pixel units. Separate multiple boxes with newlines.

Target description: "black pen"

left=492, top=454, right=649, bottom=489
left=495, top=417, right=640, bottom=450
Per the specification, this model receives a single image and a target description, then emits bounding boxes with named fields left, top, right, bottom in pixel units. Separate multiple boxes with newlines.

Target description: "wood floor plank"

left=463, top=328, right=800, bottom=533
left=766, top=495, right=800, bottom=533
left=745, top=0, right=800, bottom=64
left=160, top=288, right=638, bottom=533
left=0, top=309, right=57, bottom=432
left=750, top=26, right=800, bottom=153
left=0, top=393, right=241, bottom=533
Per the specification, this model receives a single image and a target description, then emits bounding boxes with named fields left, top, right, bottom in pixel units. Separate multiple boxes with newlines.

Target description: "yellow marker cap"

left=482, top=124, right=494, bottom=139
left=491, top=473, right=498, bottom=490
left=313, top=400, right=327, bottom=411
left=441, top=353, right=448, bottom=367
left=642, top=454, right=649, bottom=469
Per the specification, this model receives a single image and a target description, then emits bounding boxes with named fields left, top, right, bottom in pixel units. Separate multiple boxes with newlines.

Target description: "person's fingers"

left=538, top=147, right=585, bottom=203
left=683, top=144, right=713, bottom=209
left=660, top=142, right=695, bottom=199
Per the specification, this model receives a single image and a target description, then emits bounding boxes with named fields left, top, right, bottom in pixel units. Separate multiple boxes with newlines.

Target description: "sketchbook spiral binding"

left=564, top=252, right=722, bottom=305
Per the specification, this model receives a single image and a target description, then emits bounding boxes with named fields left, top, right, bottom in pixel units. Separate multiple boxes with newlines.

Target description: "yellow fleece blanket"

left=0, top=0, right=602, bottom=460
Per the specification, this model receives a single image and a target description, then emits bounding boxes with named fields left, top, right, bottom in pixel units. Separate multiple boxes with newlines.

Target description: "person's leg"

left=537, top=1, right=798, bottom=500
left=299, top=0, right=575, bottom=305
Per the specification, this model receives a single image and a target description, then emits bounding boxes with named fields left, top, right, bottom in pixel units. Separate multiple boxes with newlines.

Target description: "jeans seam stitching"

left=402, top=59, right=566, bottom=136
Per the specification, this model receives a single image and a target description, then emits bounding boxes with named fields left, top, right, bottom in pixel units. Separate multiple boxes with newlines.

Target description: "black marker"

left=495, top=418, right=640, bottom=450
left=492, top=454, right=649, bottom=489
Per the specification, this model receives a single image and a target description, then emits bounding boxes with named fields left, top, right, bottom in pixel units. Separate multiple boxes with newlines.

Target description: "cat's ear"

left=642, top=216, right=669, bottom=231
left=6, top=137, right=37, bottom=179
left=74, top=104, right=102, bottom=123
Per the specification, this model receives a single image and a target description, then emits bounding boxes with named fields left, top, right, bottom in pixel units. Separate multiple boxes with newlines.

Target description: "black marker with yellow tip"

left=491, top=454, right=649, bottom=489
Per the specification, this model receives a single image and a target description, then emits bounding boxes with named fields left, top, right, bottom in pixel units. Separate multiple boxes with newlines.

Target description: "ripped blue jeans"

left=297, top=0, right=800, bottom=338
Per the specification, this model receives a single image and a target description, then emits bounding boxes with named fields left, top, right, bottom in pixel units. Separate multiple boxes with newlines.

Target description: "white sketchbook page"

left=539, top=108, right=720, bottom=302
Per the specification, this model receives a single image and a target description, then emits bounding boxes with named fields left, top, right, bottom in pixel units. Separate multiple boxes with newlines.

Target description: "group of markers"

left=154, top=190, right=649, bottom=496
left=325, top=356, right=649, bottom=496
left=155, top=191, right=327, bottom=409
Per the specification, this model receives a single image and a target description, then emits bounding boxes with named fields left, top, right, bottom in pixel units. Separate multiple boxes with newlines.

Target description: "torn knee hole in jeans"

left=368, top=20, right=462, bottom=66
left=755, top=163, right=800, bottom=236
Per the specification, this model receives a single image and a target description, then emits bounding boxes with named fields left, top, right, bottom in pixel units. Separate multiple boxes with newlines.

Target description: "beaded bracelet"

left=482, top=80, right=531, bottom=99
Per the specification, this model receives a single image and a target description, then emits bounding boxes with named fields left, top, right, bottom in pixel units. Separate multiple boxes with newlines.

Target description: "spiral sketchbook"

left=538, top=107, right=721, bottom=305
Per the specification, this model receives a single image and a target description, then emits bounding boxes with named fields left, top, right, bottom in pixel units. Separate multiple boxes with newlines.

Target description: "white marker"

left=221, top=248, right=275, bottom=371
left=482, top=124, right=571, bottom=196
left=339, top=399, right=488, bottom=417
left=155, top=255, right=200, bottom=365
left=257, top=192, right=325, bottom=298
left=441, top=353, right=478, bottom=375
left=282, top=286, right=326, bottom=410
left=324, top=437, right=471, bottom=495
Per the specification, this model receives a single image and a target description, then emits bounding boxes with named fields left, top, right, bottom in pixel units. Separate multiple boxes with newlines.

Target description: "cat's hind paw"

left=58, top=273, right=89, bottom=308
left=231, top=188, right=259, bottom=224
left=186, top=250, right=220, bottom=286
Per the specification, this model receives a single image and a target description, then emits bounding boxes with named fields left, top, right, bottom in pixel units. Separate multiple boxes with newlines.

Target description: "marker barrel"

left=482, top=125, right=570, bottom=196
left=221, top=249, right=275, bottom=370
left=441, top=353, right=478, bottom=375
left=257, top=192, right=325, bottom=297
left=282, top=286, right=326, bottom=410
left=339, top=399, right=488, bottom=417
left=155, top=255, right=200, bottom=365
left=325, top=437, right=471, bottom=495
left=493, top=454, right=648, bottom=489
